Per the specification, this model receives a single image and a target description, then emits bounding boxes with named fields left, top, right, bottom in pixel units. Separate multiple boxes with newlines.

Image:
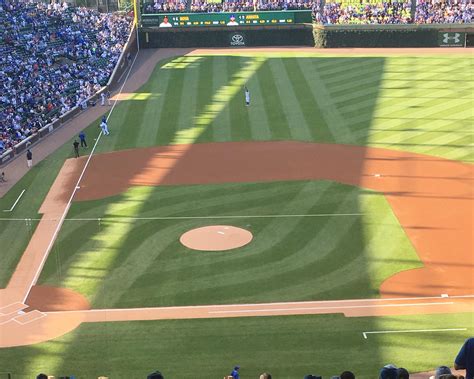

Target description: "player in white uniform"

left=100, top=116, right=109, bottom=135
left=244, top=86, right=250, bottom=106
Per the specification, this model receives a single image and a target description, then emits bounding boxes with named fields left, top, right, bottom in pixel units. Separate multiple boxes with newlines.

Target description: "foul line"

left=21, top=52, right=140, bottom=305
left=362, top=328, right=467, bottom=339
left=2, top=189, right=25, bottom=212
left=0, top=213, right=364, bottom=222
left=43, top=295, right=474, bottom=315
left=207, top=301, right=455, bottom=314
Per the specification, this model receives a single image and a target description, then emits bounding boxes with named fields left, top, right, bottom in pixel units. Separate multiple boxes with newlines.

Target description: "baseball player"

left=100, top=116, right=109, bottom=135
left=244, top=86, right=250, bottom=106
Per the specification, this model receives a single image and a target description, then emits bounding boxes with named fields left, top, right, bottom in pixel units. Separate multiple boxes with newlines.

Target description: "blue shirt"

left=231, top=369, right=240, bottom=379
left=455, top=337, right=474, bottom=379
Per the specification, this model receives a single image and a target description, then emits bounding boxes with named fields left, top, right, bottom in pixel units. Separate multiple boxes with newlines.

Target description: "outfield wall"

left=138, top=23, right=473, bottom=49
left=315, top=24, right=474, bottom=48
left=138, top=24, right=314, bottom=48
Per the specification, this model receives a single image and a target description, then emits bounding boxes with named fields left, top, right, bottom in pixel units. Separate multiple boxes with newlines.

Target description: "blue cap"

left=380, top=365, right=398, bottom=379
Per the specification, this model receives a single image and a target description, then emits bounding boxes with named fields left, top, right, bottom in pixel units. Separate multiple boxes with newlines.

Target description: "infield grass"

left=38, top=180, right=421, bottom=308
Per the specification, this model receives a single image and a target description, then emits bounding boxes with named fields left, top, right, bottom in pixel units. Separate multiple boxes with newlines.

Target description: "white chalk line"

left=2, top=189, right=25, bottom=212
left=12, top=310, right=47, bottom=326
left=0, top=213, right=365, bottom=222
left=44, top=295, right=474, bottom=316
left=362, top=328, right=468, bottom=339
left=207, top=302, right=455, bottom=314
left=20, top=52, right=140, bottom=305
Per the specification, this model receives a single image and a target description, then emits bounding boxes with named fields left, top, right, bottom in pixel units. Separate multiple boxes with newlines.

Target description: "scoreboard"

left=141, top=10, right=312, bottom=28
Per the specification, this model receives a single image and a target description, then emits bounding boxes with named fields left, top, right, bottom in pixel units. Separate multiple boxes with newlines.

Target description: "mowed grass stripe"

left=280, top=58, right=329, bottom=141
left=370, top=111, right=473, bottom=147
left=363, top=118, right=468, bottom=148
left=155, top=64, right=186, bottom=145
left=135, top=65, right=172, bottom=148
left=370, top=102, right=473, bottom=145
left=306, top=59, right=377, bottom=142
left=270, top=58, right=312, bottom=141
left=175, top=56, right=200, bottom=141
left=257, top=59, right=291, bottom=140
left=193, top=56, right=215, bottom=143
left=322, top=60, right=385, bottom=87
left=357, top=105, right=473, bottom=139
left=210, top=57, right=233, bottom=142
left=315, top=57, right=374, bottom=78
left=246, top=61, right=272, bottom=141
left=228, top=57, right=252, bottom=141
left=331, top=85, right=380, bottom=106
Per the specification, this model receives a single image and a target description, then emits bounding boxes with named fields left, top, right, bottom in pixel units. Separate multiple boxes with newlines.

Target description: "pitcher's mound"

left=180, top=225, right=253, bottom=251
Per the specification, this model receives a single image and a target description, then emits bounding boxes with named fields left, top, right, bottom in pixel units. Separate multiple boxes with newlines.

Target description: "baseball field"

left=0, top=48, right=472, bottom=378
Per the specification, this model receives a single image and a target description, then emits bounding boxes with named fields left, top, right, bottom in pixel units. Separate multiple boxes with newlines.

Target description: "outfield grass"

left=38, top=180, right=421, bottom=308
left=97, top=55, right=473, bottom=161
left=0, top=312, right=472, bottom=378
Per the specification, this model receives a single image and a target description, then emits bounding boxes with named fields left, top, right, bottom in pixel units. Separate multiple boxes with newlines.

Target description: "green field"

left=38, top=181, right=421, bottom=308
left=0, top=52, right=472, bottom=378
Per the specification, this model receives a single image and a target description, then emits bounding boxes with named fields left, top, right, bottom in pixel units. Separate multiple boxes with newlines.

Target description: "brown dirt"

left=25, top=285, right=90, bottom=312
left=180, top=225, right=253, bottom=251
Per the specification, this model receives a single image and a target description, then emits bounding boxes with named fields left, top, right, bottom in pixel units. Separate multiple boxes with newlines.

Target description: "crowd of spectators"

left=144, top=0, right=187, bottom=13
left=0, top=0, right=131, bottom=153
left=415, top=0, right=472, bottom=23
left=146, top=0, right=318, bottom=13
left=143, top=0, right=473, bottom=26
left=315, top=1, right=412, bottom=24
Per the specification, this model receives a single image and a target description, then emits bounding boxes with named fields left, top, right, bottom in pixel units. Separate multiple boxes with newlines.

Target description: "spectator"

left=341, top=371, right=356, bottom=379
left=455, top=337, right=474, bottom=379
left=430, top=366, right=452, bottom=379
left=398, top=367, right=410, bottom=379
left=380, top=364, right=398, bottom=379
left=231, top=366, right=240, bottom=379
left=415, top=0, right=472, bottom=24
left=147, top=371, right=164, bottom=379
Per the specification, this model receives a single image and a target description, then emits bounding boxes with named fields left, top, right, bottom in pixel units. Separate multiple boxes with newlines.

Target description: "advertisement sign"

left=438, top=32, right=466, bottom=47
left=229, top=33, right=246, bottom=46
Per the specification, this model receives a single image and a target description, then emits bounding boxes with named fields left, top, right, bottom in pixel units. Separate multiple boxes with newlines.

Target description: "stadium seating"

left=0, top=1, right=131, bottom=153
left=142, top=0, right=473, bottom=26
